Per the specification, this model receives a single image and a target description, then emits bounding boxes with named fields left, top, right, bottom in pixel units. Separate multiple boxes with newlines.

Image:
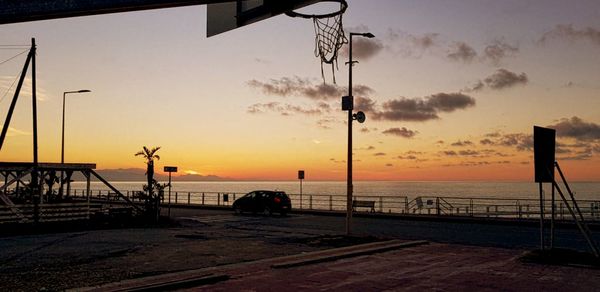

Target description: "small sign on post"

left=164, top=166, right=178, bottom=217
left=298, top=170, right=305, bottom=209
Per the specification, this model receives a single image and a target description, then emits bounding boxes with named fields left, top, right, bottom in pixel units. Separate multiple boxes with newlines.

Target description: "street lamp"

left=60, top=89, right=91, bottom=196
left=344, top=32, right=374, bottom=235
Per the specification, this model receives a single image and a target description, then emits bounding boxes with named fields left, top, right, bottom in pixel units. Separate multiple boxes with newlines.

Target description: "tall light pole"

left=345, top=32, right=374, bottom=235
left=60, top=89, right=91, bottom=195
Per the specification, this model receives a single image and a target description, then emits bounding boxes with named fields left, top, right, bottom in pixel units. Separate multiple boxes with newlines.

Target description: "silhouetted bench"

left=352, top=200, right=376, bottom=212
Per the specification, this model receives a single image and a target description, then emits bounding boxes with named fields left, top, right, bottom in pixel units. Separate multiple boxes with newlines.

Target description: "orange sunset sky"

left=1, top=0, right=600, bottom=181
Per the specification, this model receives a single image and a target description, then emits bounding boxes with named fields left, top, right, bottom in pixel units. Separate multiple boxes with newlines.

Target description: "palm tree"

left=135, top=146, right=161, bottom=196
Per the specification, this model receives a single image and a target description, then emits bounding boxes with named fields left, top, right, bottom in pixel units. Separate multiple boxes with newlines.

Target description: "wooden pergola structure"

left=0, top=162, right=141, bottom=223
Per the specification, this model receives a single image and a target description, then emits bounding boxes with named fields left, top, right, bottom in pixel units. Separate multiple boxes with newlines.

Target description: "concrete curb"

left=271, top=239, right=429, bottom=269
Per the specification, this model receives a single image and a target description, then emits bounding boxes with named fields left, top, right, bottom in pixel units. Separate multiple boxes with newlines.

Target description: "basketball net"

left=287, top=0, right=348, bottom=84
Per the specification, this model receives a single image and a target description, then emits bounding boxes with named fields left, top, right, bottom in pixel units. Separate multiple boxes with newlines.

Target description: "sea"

left=70, top=181, right=600, bottom=201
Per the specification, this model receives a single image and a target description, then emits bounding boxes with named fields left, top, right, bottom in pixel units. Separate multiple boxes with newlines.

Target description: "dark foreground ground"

left=1, top=208, right=599, bottom=291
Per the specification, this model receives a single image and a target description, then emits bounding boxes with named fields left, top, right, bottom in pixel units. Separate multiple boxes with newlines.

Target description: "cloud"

left=442, top=160, right=512, bottom=167
left=386, top=163, right=393, bottom=167
left=480, top=138, right=494, bottom=145
left=248, top=76, right=374, bottom=100
left=382, top=127, right=418, bottom=138
left=463, top=80, right=485, bottom=92
left=458, top=150, right=479, bottom=156
left=473, top=131, right=537, bottom=152
left=483, top=69, right=528, bottom=89
left=408, top=33, right=440, bottom=50
left=316, top=117, right=337, bottom=129
left=247, top=102, right=329, bottom=116
left=302, top=83, right=344, bottom=100
left=0, top=76, right=49, bottom=102
left=558, top=147, right=593, bottom=160
left=353, top=85, right=375, bottom=97
left=397, top=150, right=426, bottom=161
left=358, top=145, right=375, bottom=151
left=386, top=30, right=440, bottom=58
left=447, top=42, right=477, bottom=62
left=483, top=39, right=519, bottom=65
left=539, top=24, right=600, bottom=46
left=497, top=133, right=533, bottom=151
left=355, top=96, right=377, bottom=112
left=5, top=127, right=30, bottom=137
left=372, top=93, right=475, bottom=122
left=451, top=140, right=473, bottom=147
left=374, top=152, right=386, bottom=156
left=555, top=147, right=572, bottom=154
left=548, top=116, right=600, bottom=141
left=254, top=58, right=270, bottom=64
left=339, top=37, right=384, bottom=61
left=397, top=155, right=417, bottom=160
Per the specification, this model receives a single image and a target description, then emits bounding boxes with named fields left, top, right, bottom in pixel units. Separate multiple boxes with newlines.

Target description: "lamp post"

left=60, top=89, right=91, bottom=196
left=345, top=32, right=374, bottom=235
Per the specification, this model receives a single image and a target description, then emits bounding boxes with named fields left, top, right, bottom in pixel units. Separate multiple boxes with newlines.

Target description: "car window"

left=246, top=192, right=255, bottom=199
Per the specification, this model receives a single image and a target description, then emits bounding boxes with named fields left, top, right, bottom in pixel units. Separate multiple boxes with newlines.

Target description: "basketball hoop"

left=286, top=0, right=349, bottom=84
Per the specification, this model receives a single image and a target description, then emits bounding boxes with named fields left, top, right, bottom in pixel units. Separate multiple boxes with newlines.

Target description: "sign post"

left=164, top=166, right=178, bottom=217
left=533, top=126, right=555, bottom=250
left=298, top=170, right=305, bottom=209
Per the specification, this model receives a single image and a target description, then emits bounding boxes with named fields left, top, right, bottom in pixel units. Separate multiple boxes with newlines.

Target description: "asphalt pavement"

left=2, top=207, right=599, bottom=291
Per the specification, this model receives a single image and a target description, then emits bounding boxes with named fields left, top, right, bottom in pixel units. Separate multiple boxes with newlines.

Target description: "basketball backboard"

left=207, top=0, right=320, bottom=37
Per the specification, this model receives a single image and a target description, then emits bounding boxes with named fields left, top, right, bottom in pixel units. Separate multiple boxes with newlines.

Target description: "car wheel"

left=234, top=206, right=242, bottom=215
left=263, top=206, right=272, bottom=216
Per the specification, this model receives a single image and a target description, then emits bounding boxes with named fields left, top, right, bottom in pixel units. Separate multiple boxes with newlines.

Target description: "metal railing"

left=67, top=189, right=600, bottom=222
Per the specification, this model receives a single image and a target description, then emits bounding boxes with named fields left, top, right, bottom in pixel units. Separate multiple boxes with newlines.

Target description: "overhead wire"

left=0, top=49, right=29, bottom=67
left=0, top=48, right=29, bottom=104
left=0, top=69, right=23, bottom=104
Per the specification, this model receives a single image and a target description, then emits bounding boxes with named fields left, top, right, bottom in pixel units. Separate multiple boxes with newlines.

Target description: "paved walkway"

left=83, top=241, right=600, bottom=291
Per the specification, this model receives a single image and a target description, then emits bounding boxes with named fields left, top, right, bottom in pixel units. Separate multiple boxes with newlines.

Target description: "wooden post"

left=188, top=192, right=190, bottom=204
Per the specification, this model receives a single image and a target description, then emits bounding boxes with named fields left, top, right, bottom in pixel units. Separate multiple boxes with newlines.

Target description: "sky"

left=0, top=0, right=600, bottom=181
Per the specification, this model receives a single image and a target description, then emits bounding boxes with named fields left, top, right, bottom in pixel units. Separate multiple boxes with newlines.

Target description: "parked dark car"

left=232, top=190, right=291, bottom=216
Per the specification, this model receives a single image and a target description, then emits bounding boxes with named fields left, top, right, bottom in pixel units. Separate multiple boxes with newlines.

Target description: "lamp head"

left=363, top=32, right=375, bottom=38
left=78, top=90, right=91, bottom=93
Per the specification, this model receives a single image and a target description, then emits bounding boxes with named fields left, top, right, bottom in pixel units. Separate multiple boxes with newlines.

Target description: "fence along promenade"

left=68, top=188, right=600, bottom=222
